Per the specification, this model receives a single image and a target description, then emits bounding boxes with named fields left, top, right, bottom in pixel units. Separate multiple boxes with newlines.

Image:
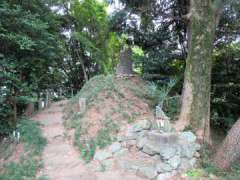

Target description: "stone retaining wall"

left=90, top=119, right=201, bottom=180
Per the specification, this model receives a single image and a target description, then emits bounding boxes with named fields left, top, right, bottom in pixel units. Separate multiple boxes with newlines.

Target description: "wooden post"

left=38, top=99, right=43, bottom=110
left=44, top=90, right=49, bottom=108
left=78, top=98, right=86, bottom=113
left=24, top=102, right=35, bottom=117
left=59, top=88, right=62, bottom=98
left=13, top=96, right=17, bottom=129
left=48, top=90, right=52, bottom=106
left=71, top=88, right=74, bottom=97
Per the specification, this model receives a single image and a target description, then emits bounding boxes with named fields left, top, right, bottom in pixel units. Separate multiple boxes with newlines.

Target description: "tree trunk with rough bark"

left=214, top=118, right=240, bottom=170
left=175, top=0, right=222, bottom=143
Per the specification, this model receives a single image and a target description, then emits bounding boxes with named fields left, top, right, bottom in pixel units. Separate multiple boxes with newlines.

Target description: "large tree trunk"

left=214, top=118, right=240, bottom=170
left=175, top=0, right=221, bottom=143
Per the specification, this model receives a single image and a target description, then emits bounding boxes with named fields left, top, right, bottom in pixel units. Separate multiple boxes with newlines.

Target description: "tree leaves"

left=0, top=0, right=65, bottom=134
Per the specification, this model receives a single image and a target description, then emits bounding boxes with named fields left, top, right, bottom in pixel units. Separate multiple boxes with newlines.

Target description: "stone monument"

left=116, top=48, right=133, bottom=77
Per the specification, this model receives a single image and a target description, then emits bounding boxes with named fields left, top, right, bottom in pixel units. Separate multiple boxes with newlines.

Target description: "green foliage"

left=211, top=42, right=240, bottom=131
left=0, top=118, right=46, bottom=180
left=73, top=118, right=118, bottom=162
left=17, top=119, right=46, bottom=155
left=95, top=126, right=115, bottom=149
left=122, top=81, right=154, bottom=101
left=64, top=75, right=122, bottom=162
left=163, top=95, right=181, bottom=121
left=70, top=75, right=118, bottom=106
left=145, top=78, right=178, bottom=107
left=110, top=0, right=186, bottom=79
left=200, top=145, right=240, bottom=179
left=62, top=0, right=121, bottom=91
left=156, top=78, right=178, bottom=108
left=111, top=0, right=240, bottom=135
left=0, top=158, right=44, bottom=180
left=185, top=169, right=205, bottom=178
left=0, top=0, right=65, bottom=134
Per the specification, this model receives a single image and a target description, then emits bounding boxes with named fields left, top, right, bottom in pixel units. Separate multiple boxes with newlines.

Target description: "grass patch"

left=194, top=145, right=240, bottom=179
left=202, top=160, right=240, bottom=179
left=74, top=118, right=119, bottom=162
left=185, top=169, right=205, bottom=178
left=0, top=118, right=47, bottom=180
left=163, top=95, right=181, bottom=121
left=70, top=75, right=122, bottom=107
left=0, top=138, right=17, bottom=162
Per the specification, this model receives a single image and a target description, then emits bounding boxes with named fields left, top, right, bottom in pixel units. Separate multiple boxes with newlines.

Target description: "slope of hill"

left=64, top=75, right=155, bottom=161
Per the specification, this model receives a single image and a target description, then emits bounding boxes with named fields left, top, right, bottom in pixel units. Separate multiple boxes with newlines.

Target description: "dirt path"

left=33, top=101, right=143, bottom=180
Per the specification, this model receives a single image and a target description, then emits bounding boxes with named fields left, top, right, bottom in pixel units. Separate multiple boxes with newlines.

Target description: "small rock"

left=124, top=132, right=138, bottom=141
left=117, top=159, right=139, bottom=173
left=94, top=150, right=112, bottom=161
left=101, top=159, right=114, bottom=171
left=152, top=155, right=161, bottom=161
left=136, top=136, right=148, bottom=149
left=179, top=131, right=196, bottom=143
left=127, top=139, right=136, bottom=146
left=137, top=151, right=152, bottom=158
left=194, top=152, right=200, bottom=158
left=124, top=131, right=138, bottom=141
left=137, top=130, right=149, bottom=137
left=159, top=146, right=177, bottom=160
left=167, top=155, right=181, bottom=169
left=194, top=143, right=201, bottom=151
left=142, top=144, right=158, bottom=155
left=180, top=143, right=195, bottom=158
left=130, top=120, right=151, bottom=132
left=156, top=172, right=172, bottom=180
left=179, top=158, right=196, bottom=171
left=137, top=166, right=157, bottom=179
left=179, top=158, right=190, bottom=171
left=114, top=148, right=128, bottom=158
left=88, top=161, right=102, bottom=172
left=189, top=158, right=197, bottom=167
left=117, top=135, right=124, bottom=142
left=155, top=161, right=173, bottom=173
left=209, top=173, right=218, bottom=180
left=109, top=142, right=121, bottom=154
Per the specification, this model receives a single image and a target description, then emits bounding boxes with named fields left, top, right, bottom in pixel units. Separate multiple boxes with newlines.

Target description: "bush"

left=0, top=118, right=46, bottom=180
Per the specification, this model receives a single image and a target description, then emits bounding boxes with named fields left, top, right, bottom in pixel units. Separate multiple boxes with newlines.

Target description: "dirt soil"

left=33, top=101, right=145, bottom=180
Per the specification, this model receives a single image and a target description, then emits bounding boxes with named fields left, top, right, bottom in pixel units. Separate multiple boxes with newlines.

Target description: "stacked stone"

left=92, top=120, right=201, bottom=180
